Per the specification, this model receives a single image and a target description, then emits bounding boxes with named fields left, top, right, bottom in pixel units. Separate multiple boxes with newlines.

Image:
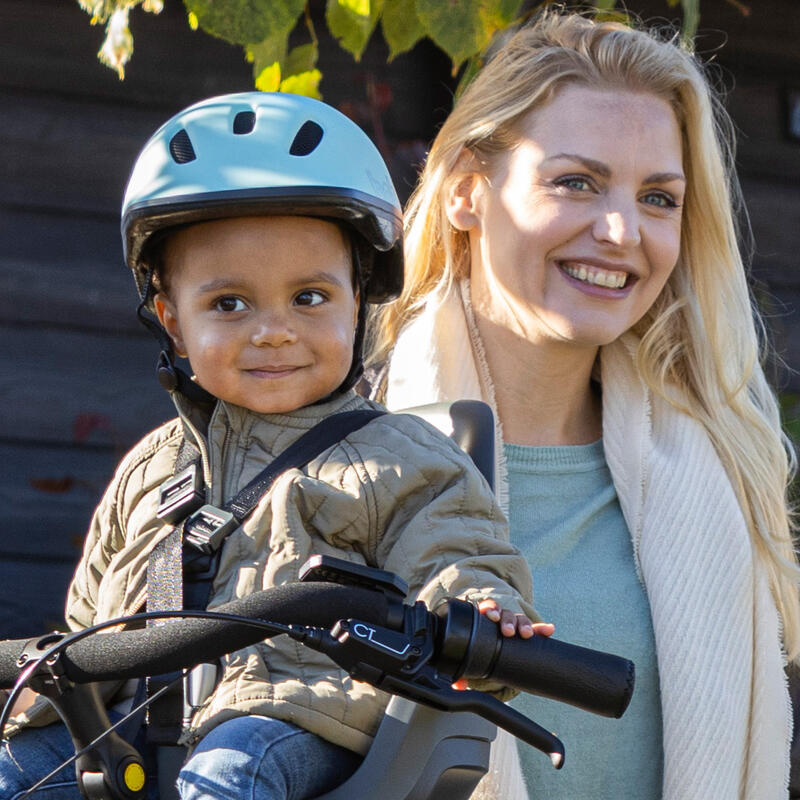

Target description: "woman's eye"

left=214, top=296, right=247, bottom=312
left=554, top=175, right=593, bottom=192
left=642, top=191, right=679, bottom=209
left=294, top=290, right=326, bottom=307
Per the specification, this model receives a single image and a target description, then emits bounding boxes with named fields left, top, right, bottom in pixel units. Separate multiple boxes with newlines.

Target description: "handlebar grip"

left=462, top=612, right=635, bottom=718
left=0, top=583, right=391, bottom=689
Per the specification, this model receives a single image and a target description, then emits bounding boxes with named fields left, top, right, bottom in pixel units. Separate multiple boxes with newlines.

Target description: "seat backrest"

left=312, top=400, right=499, bottom=800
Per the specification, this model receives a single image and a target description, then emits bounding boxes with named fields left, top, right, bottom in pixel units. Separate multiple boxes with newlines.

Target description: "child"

left=0, top=92, right=543, bottom=800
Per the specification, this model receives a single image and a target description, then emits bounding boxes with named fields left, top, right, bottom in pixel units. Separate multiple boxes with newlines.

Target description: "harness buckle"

left=183, top=505, right=238, bottom=554
left=157, top=464, right=205, bottom=524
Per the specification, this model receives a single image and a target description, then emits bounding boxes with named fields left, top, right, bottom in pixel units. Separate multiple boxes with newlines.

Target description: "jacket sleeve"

left=339, top=414, right=537, bottom=620
left=65, top=422, right=183, bottom=630
left=65, top=477, right=127, bottom=631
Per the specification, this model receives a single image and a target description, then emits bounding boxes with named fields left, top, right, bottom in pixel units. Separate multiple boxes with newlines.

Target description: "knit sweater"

left=382, top=279, right=791, bottom=800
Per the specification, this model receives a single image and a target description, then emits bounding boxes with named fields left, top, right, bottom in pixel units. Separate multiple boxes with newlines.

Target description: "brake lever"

left=289, top=613, right=565, bottom=768
left=380, top=671, right=564, bottom=769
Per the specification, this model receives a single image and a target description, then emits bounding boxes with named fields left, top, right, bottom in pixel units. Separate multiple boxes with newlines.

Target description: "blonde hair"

left=371, top=10, right=800, bottom=659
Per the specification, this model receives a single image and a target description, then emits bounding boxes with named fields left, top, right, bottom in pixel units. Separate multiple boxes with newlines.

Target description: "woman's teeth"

left=562, top=264, right=628, bottom=289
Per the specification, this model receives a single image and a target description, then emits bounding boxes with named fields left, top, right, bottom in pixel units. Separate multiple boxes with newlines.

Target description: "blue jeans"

left=178, top=716, right=361, bottom=799
left=0, top=716, right=360, bottom=799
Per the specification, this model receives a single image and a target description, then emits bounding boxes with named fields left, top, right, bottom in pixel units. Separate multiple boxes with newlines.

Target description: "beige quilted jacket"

left=14, top=390, right=534, bottom=754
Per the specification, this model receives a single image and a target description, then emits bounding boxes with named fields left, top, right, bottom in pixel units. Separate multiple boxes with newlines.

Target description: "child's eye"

left=294, top=290, right=326, bottom=307
left=641, top=191, right=680, bottom=209
left=214, top=296, right=247, bottom=312
left=553, top=175, right=594, bottom=192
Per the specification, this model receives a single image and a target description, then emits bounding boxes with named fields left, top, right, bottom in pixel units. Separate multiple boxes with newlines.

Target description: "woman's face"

left=453, top=85, right=685, bottom=350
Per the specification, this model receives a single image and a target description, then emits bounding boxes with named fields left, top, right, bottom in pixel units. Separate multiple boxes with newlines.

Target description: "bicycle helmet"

left=122, top=91, right=403, bottom=305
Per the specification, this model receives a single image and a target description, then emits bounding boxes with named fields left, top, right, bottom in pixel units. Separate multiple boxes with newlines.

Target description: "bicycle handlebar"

left=0, top=582, right=633, bottom=719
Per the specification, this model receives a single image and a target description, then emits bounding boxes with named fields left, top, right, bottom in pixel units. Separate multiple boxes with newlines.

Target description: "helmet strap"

left=136, top=265, right=215, bottom=405
left=335, top=240, right=368, bottom=395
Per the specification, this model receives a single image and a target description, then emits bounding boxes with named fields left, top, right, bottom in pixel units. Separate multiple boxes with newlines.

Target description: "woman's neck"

left=475, top=314, right=602, bottom=447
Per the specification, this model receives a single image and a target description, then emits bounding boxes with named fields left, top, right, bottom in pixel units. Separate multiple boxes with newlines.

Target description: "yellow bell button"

left=123, top=761, right=146, bottom=792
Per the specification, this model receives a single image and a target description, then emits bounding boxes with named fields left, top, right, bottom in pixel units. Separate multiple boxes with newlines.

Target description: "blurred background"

left=0, top=0, right=798, bottom=636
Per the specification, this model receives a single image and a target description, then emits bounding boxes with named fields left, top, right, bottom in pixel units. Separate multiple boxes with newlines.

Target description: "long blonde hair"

left=371, top=10, right=800, bottom=659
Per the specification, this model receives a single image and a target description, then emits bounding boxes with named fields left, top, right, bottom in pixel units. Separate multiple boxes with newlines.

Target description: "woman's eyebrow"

left=543, top=152, right=611, bottom=177
left=644, top=171, right=686, bottom=184
left=542, top=153, right=686, bottom=185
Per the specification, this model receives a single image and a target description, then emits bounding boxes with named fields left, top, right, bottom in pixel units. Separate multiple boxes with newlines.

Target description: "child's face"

left=154, top=216, right=359, bottom=414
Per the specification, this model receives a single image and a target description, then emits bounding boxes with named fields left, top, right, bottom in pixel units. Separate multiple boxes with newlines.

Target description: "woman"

left=369, top=11, right=799, bottom=799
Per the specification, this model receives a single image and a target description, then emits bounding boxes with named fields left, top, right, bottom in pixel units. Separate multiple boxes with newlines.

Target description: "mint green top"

left=504, top=440, right=663, bottom=798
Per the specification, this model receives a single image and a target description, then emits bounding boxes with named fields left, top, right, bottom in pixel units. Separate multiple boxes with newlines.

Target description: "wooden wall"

left=0, top=0, right=798, bottom=637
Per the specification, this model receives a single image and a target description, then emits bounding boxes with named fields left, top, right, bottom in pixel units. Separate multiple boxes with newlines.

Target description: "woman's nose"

left=249, top=312, right=297, bottom=347
left=593, top=201, right=641, bottom=248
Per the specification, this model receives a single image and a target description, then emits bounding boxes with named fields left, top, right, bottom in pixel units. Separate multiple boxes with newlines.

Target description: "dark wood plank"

left=0, top=558, right=76, bottom=637
left=1, top=323, right=176, bottom=448
left=0, top=442, right=118, bottom=562
left=0, top=208, right=142, bottom=332
left=0, top=89, right=167, bottom=214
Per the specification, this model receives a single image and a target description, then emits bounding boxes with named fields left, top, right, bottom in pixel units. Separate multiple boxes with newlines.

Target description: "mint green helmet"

left=122, top=91, right=403, bottom=303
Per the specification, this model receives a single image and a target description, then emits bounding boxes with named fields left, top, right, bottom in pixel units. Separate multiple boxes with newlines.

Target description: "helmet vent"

left=233, top=110, right=256, bottom=135
left=169, top=129, right=196, bottom=164
left=289, top=120, right=324, bottom=156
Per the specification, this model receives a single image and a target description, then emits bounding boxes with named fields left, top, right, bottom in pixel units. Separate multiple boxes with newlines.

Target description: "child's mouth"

left=246, top=366, right=302, bottom=379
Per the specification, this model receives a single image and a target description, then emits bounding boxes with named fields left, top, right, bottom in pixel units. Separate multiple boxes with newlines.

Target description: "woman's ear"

left=445, top=152, right=484, bottom=232
left=153, top=293, right=187, bottom=357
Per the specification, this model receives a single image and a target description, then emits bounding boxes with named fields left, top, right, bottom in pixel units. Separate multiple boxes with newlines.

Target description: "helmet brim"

left=124, top=186, right=404, bottom=304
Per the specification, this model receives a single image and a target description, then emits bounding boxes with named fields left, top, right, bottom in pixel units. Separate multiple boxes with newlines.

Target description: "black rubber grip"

left=465, top=614, right=634, bottom=718
left=0, top=584, right=389, bottom=688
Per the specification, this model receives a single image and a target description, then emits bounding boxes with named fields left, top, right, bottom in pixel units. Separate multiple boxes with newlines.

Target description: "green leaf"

left=255, top=61, right=282, bottom=91
left=326, top=0, right=384, bottom=61
left=416, top=0, right=522, bottom=70
left=680, top=0, right=700, bottom=43
left=340, top=0, right=370, bottom=12
left=285, top=42, right=318, bottom=75
left=454, top=52, right=484, bottom=98
left=280, top=69, right=323, bottom=98
left=382, top=0, right=425, bottom=59
left=183, top=0, right=305, bottom=46
left=246, top=33, right=288, bottom=82
left=593, top=0, right=617, bottom=10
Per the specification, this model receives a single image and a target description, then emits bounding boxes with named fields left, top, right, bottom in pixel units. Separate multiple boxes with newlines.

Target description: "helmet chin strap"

left=338, top=242, right=369, bottom=393
left=135, top=265, right=216, bottom=406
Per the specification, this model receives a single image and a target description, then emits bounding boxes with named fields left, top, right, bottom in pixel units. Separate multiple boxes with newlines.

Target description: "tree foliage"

left=79, top=0, right=715, bottom=93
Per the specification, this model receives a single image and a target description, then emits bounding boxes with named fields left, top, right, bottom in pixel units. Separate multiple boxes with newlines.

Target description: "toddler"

left=1, top=92, right=544, bottom=800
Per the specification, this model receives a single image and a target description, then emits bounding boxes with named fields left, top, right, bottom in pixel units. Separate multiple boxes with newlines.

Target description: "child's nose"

left=249, top=312, right=297, bottom=347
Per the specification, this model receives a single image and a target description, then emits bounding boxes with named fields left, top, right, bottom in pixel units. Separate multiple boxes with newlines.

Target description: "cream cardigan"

left=384, top=280, right=791, bottom=799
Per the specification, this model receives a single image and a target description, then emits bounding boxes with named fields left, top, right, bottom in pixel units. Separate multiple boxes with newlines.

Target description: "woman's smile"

left=556, top=259, right=637, bottom=293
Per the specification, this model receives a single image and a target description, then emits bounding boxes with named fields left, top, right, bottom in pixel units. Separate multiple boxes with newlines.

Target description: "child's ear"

left=153, top=293, right=187, bottom=357
left=445, top=149, right=484, bottom=232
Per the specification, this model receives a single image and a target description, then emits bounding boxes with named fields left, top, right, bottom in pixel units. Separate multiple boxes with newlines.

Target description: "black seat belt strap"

left=183, top=409, right=386, bottom=554
left=145, top=408, right=386, bottom=745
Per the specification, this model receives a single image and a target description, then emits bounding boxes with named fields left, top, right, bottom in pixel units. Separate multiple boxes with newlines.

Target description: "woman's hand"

left=477, top=598, right=555, bottom=639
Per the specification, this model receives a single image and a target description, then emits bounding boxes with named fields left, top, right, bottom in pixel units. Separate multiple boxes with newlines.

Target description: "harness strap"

left=226, top=410, right=385, bottom=522
left=144, top=409, right=386, bottom=744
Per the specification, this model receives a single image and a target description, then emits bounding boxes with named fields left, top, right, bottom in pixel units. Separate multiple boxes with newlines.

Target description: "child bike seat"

left=312, top=399, right=498, bottom=800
